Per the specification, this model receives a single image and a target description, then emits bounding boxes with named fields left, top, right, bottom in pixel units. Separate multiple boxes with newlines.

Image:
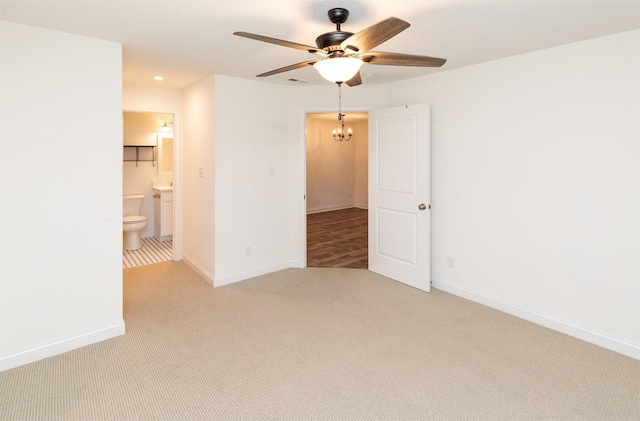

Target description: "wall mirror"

left=158, top=135, right=173, bottom=174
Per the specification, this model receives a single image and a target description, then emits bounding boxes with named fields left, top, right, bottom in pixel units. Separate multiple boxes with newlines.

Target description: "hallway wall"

left=181, top=76, right=216, bottom=284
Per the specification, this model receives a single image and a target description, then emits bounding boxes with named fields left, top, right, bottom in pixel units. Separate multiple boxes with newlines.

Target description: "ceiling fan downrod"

left=315, top=8, right=353, bottom=51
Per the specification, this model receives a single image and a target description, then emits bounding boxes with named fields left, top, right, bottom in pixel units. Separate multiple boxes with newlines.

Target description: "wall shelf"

left=124, top=145, right=156, bottom=167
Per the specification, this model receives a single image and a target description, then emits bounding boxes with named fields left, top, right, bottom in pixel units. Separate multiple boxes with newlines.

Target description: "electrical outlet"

left=198, top=167, right=203, bottom=178
left=447, top=255, right=455, bottom=268
left=245, top=246, right=252, bottom=257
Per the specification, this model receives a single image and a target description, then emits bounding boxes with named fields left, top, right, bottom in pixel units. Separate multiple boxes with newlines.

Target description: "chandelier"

left=332, top=82, right=353, bottom=141
left=333, top=114, right=352, bottom=141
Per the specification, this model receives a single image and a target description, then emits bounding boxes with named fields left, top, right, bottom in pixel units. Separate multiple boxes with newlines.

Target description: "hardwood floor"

left=307, top=207, right=368, bottom=269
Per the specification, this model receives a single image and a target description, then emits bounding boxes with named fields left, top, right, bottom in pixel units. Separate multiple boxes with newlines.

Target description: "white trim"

left=182, top=253, right=214, bottom=287
left=431, top=277, right=640, bottom=360
left=307, top=204, right=354, bottom=214
left=214, top=261, right=299, bottom=287
left=0, top=322, right=125, bottom=372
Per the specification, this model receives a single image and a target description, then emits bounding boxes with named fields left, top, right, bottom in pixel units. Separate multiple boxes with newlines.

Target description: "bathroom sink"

left=153, top=186, right=172, bottom=193
left=152, top=183, right=173, bottom=194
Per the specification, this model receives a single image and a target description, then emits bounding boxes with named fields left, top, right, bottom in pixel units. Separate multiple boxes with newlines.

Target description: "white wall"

left=178, top=77, right=385, bottom=285
left=123, top=83, right=183, bottom=112
left=213, top=75, right=294, bottom=285
left=0, top=21, right=124, bottom=370
left=306, top=117, right=356, bottom=213
left=306, top=117, right=368, bottom=213
left=182, top=76, right=216, bottom=284
left=387, top=30, right=640, bottom=358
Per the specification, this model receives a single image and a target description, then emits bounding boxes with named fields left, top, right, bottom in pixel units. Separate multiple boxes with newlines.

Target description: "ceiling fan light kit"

left=313, top=57, right=363, bottom=84
left=234, top=7, right=446, bottom=87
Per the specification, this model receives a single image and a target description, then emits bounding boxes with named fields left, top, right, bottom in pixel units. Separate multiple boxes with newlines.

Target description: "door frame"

left=298, top=105, right=373, bottom=268
left=123, top=106, right=182, bottom=261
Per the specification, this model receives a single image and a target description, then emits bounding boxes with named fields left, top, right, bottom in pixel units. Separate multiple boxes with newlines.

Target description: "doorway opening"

left=122, top=111, right=176, bottom=268
left=305, top=112, right=369, bottom=268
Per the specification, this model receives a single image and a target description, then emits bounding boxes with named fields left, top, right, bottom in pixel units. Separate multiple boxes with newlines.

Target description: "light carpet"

left=1, top=261, right=638, bottom=420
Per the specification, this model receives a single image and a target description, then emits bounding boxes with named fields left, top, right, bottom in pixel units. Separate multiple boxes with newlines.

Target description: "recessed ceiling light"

left=153, top=76, right=164, bottom=81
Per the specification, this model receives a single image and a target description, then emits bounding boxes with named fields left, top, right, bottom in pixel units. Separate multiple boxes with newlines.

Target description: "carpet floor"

left=1, top=261, right=638, bottom=420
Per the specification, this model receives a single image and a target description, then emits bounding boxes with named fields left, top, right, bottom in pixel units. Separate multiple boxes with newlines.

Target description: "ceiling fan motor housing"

left=316, top=8, right=353, bottom=54
left=315, top=31, right=353, bottom=52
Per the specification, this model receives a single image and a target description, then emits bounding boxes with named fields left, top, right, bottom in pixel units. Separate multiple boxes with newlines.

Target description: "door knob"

left=418, top=203, right=427, bottom=210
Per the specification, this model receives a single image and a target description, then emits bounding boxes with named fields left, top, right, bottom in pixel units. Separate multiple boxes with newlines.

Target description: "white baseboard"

left=0, top=322, right=126, bottom=372
left=182, top=253, right=214, bottom=287
left=431, top=277, right=640, bottom=360
left=214, top=261, right=299, bottom=287
left=307, top=205, right=353, bottom=214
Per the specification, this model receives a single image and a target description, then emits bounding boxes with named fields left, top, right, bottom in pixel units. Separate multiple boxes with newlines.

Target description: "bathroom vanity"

left=152, top=186, right=173, bottom=241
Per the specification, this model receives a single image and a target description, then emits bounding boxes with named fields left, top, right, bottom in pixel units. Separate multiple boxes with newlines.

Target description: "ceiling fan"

left=234, top=8, right=446, bottom=86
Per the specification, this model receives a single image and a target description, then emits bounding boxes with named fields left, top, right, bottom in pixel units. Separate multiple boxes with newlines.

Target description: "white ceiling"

left=1, top=0, right=638, bottom=89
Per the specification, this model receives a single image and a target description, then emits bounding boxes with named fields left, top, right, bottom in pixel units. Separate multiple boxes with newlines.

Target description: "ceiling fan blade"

left=357, top=51, right=447, bottom=67
left=234, top=32, right=325, bottom=55
left=340, top=17, right=410, bottom=53
left=345, top=71, right=362, bottom=87
left=256, top=60, right=319, bottom=77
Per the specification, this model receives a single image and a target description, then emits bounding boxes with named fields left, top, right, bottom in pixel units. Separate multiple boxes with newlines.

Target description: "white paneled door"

left=368, top=103, right=431, bottom=292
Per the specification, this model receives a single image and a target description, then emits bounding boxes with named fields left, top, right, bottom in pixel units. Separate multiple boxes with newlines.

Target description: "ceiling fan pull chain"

left=337, top=82, right=343, bottom=121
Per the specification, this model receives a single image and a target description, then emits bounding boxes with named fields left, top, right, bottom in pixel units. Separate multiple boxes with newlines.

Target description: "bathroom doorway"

left=122, top=111, right=176, bottom=268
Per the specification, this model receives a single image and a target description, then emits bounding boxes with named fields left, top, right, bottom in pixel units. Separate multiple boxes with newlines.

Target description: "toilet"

left=123, top=195, right=147, bottom=250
